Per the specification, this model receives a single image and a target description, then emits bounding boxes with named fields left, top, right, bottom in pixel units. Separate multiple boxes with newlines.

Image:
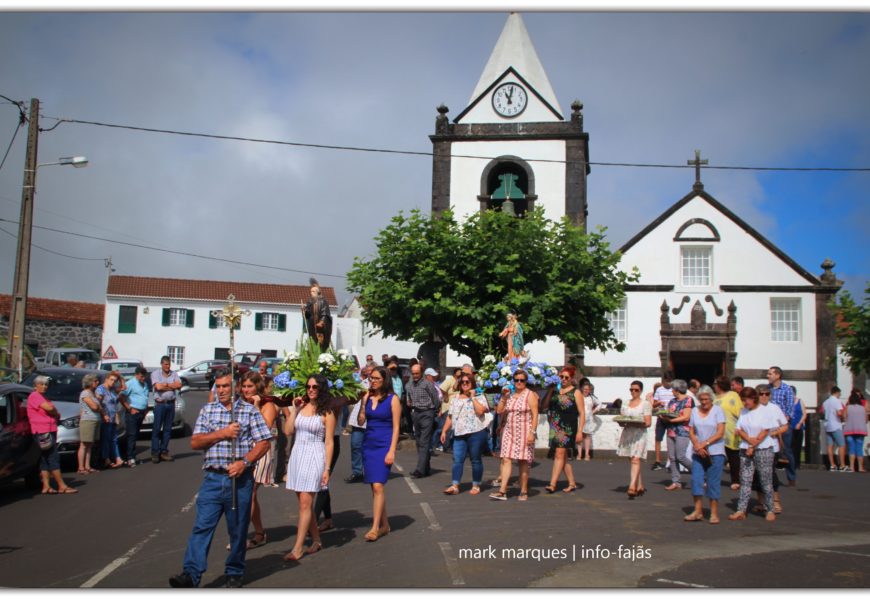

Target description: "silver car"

left=177, top=360, right=223, bottom=389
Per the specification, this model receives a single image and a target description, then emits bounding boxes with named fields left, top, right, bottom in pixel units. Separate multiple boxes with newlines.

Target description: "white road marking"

left=80, top=528, right=161, bottom=588
left=395, top=462, right=421, bottom=494
left=815, top=548, right=870, bottom=558
left=420, top=502, right=442, bottom=531
left=438, top=542, right=466, bottom=586
left=181, top=493, right=198, bottom=512
left=655, top=578, right=710, bottom=588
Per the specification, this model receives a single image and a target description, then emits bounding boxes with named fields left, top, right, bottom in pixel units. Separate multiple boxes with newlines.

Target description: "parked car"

left=0, top=383, right=41, bottom=488
left=177, top=359, right=223, bottom=388
left=38, top=348, right=100, bottom=369
left=139, top=391, right=188, bottom=438
left=97, top=359, right=144, bottom=380
left=205, top=352, right=272, bottom=386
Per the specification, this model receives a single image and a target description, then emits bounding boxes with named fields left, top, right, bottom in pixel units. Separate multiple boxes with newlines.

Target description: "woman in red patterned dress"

left=489, top=369, right=539, bottom=501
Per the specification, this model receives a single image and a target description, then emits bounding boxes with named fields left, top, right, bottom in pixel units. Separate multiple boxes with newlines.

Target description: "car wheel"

left=180, top=377, right=189, bottom=387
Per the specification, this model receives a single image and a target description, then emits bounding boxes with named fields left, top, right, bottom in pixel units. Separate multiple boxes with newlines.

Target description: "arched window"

left=478, top=156, right=537, bottom=216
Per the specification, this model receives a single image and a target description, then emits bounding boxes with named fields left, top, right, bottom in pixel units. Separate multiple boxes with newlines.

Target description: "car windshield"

left=102, top=362, right=140, bottom=370
left=62, top=350, right=100, bottom=364
left=22, top=371, right=96, bottom=404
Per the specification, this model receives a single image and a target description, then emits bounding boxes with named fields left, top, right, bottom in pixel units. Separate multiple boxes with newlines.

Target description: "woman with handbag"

left=489, top=369, right=539, bottom=501
left=95, top=371, right=124, bottom=469
left=440, top=373, right=491, bottom=496
left=26, top=375, right=77, bottom=494
left=541, top=366, right=585, bottom=494
left=685, top=385, right=726, bottom=523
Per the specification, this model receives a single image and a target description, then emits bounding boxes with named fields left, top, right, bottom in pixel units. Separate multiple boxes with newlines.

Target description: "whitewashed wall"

left=102, top=298, right=308, bottom=370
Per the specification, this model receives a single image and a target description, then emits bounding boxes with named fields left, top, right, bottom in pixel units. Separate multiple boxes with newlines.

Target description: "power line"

left=0, top=224, right=105, bottom=261
left=0, top=100, right=26, bottom=173
left=41, top=114, right=870, bottom=173
left=0, top=216, right=348, bottom=280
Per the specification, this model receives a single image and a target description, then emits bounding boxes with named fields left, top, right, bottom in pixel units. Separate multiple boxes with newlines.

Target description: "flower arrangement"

left=477, top=353, right=561, bottom=392
left=271, top=339, right=365, bottom=403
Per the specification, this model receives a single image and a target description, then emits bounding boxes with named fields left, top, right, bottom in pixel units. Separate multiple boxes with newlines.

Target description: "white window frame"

left=770, top=298, right=801, bottom=342
left=262, top=312, right=280, bottom=331
left=680, top=246, right=712, bottom=287
left=169, top=308, right=187, bottom=327
left=607, top=299, right=627, bottom=343
left=167, top=346, right=185, bottom=367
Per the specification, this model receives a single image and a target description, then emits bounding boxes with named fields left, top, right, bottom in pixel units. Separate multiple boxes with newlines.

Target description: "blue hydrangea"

left=335, top=379, right=344, bottom=390
left=327, top=380, right=333, bottom=389
left=484, top=380, right=493, bottom=389
left=528, top=375, right=538, bottom=385
left=489, top=370, right=499, bottom=381
left=498, top=377, right=507, bottom=387
left=288, top=379, right=299, bottom=389
left=496, top=361, right=505, bottom=369
left=273, top=372, right=291, bottom=388
left=352, top=372, right=361, bottom=382
left=510, top=358, right=519, bottom=366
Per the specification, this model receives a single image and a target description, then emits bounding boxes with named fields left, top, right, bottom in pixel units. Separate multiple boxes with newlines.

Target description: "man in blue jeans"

left=345, top=365, right=370, bottom=483
left=151, top=355, right=181, bottom=463
left=767, top=366, right=797, bottom=485
left=120, top=366, right=151, bottom=466
left=169, top=369, right=272, bottom=588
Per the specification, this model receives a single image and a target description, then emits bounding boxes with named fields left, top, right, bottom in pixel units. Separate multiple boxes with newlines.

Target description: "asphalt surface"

left=1, top=389, right=869, bottom=589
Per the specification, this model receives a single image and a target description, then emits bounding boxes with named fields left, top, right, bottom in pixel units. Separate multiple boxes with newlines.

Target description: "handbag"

left=36, top=432, right=53, bottom=451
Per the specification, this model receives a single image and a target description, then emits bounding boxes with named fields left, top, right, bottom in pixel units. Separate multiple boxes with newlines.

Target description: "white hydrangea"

left=483, top=355, right=496, bottom=364
left=318, top=353, right=336, bottom=364
left=500, top=366, right=513, bottom=376
left=286, top=351, right=299, bottom=361
left=337, top=348, right=350, bottom=358
left=547, top=367, right=558, bottom=375
left=530, top=366, right=542, bottom=376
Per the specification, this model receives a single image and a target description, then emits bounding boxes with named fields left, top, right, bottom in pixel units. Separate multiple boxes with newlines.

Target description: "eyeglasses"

left=460, top=380, right=473, bottom=385
left=759, top=392, right=770, bottom=396
left=630, top=387, right=641, bottom=392
left=560, top=375, right=571, bottom=380
left=513, top=378, right=527, bottom=383
left=306, top=384, right=319, bottom=390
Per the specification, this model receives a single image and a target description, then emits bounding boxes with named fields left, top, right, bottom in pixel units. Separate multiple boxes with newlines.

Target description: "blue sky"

left=0, top=11, right=867, bottom=305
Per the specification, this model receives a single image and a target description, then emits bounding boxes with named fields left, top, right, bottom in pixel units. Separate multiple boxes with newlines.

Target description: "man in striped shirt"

left=169, top=369, right=272, bottom=588
left=767, top=366, right=797, bottom=486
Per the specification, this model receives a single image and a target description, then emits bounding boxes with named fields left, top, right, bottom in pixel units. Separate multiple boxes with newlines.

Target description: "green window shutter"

left=118, top=305, right=137, bottom=334
left=162, top=308, right=170, bottom=326
left=209, top=313, right=217, bottom=329
left=186, top=309, right=195, bottom=328
left=278, top=314, right=287, bottom=332
left=255, top=312, right=263, bottom=331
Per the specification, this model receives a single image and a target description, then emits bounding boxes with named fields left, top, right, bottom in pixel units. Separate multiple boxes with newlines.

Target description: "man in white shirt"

left=651, top=373, right=675, bottom=471
left=822, top=386, right=847, bottom=471
left=756, top=384, right=788, bottom=514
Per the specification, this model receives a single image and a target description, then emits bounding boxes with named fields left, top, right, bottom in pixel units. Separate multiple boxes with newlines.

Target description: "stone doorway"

left=659, top=297, right=738, bottom=381
left=670, top=351, right=725, bottom=386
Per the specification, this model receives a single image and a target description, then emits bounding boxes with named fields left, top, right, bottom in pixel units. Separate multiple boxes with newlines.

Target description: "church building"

left=430, top=13, right=842, bottom=406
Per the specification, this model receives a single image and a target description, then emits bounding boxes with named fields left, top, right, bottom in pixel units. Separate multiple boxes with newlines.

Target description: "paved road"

left=1, top=389, right=869, bottom=588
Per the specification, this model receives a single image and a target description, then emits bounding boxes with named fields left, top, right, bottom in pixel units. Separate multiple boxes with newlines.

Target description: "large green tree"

left=832, top=283, right=870, bottom=375
left=346, top=207, right=638, bottom=367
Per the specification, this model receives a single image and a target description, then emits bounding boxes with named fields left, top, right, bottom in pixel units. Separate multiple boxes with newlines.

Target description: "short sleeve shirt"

left=193, top=398, right=272, bottom=470
left=689, top=405, right=726, bottom=456
left=96, top=384, right=119, bottom=419
left=715, top=391, right=743, bottom=449
left=448, top=394, right=489, bottom=436
left=151, top=369, right=181, bottom=402
left=79, top=390, right=101, bottom=421
left=822, top=396, right=844, bottom=432
left=666, top=395, right=695, bottom=438
left=760, top=403, right=787, bottom=452
left=123, top=378, right=150, bottom=411
left=736, top=408, right=776, bottom=450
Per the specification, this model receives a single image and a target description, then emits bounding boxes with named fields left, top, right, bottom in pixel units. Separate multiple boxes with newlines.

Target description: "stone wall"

left=0, top=316, right=103, bottom=355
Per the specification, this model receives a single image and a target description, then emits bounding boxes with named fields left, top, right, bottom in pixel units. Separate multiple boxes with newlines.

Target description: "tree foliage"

left=346, top=207, right=639, bottom=367
left=831, top=283, right=870, bottom=375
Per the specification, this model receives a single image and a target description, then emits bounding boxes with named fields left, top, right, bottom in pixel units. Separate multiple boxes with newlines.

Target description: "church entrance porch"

left=669, top=351, right=725, bottom=385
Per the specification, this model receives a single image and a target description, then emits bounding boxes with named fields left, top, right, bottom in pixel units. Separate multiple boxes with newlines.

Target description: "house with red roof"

left=0, top=294, right=104, bottom=357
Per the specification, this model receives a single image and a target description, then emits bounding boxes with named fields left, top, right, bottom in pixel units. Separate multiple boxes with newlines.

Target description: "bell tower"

left=430, top=12, right=590, bottom=230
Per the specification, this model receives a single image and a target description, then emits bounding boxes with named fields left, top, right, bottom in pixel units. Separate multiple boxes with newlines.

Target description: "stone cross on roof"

left=688, top=149, right=708, bottom=191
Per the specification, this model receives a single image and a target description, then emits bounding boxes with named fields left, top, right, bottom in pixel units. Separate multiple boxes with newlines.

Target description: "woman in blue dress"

left=358, top=365, right=401, bottom=542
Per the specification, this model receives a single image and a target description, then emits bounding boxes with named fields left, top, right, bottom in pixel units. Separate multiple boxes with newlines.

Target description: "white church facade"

left=427, top=13, right=842, bottom=407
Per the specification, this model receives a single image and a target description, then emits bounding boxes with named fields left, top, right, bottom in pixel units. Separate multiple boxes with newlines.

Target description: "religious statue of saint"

left=302, top=279, right=332, bottom=352
left=498, top=311, right=525, bottom=361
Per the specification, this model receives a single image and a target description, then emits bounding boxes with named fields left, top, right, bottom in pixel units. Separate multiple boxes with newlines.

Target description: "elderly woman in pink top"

left=26, top=375, right=77, bottom=494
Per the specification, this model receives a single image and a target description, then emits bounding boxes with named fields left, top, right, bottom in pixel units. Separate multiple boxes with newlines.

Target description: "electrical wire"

left=0, top=216, right=347, bottom=279
left=0, top=119, right=22, bottom=173
left=0, top=98, right=27, bottom=173
left=40, top=114, right=870, bottom=173
left=0, top=224, right=106, bottom=261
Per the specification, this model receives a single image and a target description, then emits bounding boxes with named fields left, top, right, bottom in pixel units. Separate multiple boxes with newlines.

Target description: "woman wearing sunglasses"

left=490, top=369, right=539, bottom=501
left=440, top=375, right=491, bottom=495
left=541, top=366, right=585, bottom=493
left=283, top=374, right=336, bottom=561
left=616, top=380, right=652, bottom=498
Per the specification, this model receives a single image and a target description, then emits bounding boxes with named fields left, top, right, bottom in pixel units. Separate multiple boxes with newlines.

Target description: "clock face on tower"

left=492, top=82, right=528, bottom=118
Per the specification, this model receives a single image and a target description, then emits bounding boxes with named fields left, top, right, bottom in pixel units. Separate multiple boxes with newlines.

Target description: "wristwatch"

left=241, top=457, right=251, bottom=468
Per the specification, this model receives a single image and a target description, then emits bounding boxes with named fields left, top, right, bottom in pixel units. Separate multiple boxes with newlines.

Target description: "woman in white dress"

left=283, top=375, right=336, bottom=561
left=616, top=381, right=652, bottom=498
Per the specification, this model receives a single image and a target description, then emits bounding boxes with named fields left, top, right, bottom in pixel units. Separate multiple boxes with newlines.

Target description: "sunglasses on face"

left=306, top=384, right=319, bottom=390
left=513, top=378, right=527, bottom=383
left=759, top=392, right=770, bottom=396
left=560, top=375, right=571, bottom=380
left=630, top=387, right=641, bottom=392
left=460, top=380, right=473, bottom=385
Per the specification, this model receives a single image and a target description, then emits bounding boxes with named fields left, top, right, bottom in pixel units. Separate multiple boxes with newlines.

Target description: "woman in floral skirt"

left=542, top=366, right=585, bottom=493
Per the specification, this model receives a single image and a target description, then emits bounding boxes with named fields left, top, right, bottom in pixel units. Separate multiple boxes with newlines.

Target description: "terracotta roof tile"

left=0, top=294, right=104, bottom=325
left=106, top=275, right=338, bottom=306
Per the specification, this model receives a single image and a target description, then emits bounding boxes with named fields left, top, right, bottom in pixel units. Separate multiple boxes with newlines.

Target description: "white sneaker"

left=840, top=466, right=852, bottom=472
left=127, top=459, right=137, bottom=468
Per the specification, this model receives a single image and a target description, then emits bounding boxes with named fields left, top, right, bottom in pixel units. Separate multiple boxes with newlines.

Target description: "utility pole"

left=7, top=98, right=39, bottom=377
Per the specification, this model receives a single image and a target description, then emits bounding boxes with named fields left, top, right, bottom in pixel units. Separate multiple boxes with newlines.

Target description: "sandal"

left=305, top=542, right=322, bottom=555
left=518, top=492, right=528, bottom=502
left=637, top=487, right=646, bottom=496
left=709, top=516, right=720, bottom=525
left=765, top=512, right=776, bottom=522
left=283, top=549, right=304, bottom=561
left=683, top=513, right=704, bottom=522
left=364, top=530, right=381, bottom=542
left=627, top=487, right=637, bottom=498
left=563, top=485, right=577, bottom=493
left=544, top=485, right=557, bottom=494
left=246, top=532, right=267, bottom=549
left=773, top=501, right=782, bottom=514
left=41, top=488, right=58, bottom=495
left=730, top=483, right=740, bottom=491
left=469, top=486, right=481, bottom=495
left=728, top=511, right=746, bottom=521
left=489, top=491, right=508, bottom=501
left=665, top=483, right=682, bottom=491
left=77, top=469, right=89, bottom=474
left=317, top=520, right=334, bottom=533
left=443, top=485, right=460, bottom=495
left=59, top=487, right=78, bottom=494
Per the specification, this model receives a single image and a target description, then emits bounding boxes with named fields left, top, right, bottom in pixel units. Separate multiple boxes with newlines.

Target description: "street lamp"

left=6, top=97, right=90, bottom=377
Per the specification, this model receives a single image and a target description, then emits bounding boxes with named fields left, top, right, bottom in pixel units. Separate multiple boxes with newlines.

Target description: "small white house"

left=102, top=275, right=337, bottom=370
left=335, top=296, right=420, bottom=364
